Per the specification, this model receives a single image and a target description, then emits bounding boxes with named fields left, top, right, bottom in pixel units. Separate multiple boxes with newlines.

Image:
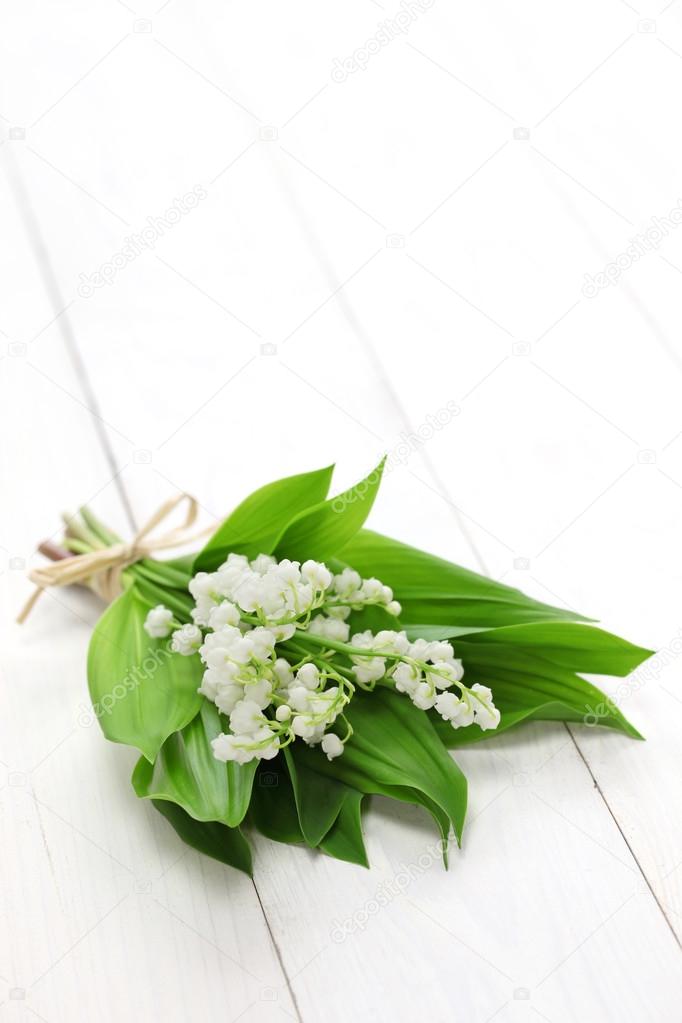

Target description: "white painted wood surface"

left=3, top=3, right=682, bottom=1019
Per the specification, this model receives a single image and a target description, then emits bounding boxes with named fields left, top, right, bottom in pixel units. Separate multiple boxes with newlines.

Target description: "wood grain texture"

left=3, top=2, right=682, bottom=1020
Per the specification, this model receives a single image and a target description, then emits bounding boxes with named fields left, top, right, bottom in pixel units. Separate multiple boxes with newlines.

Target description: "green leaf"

left=194, top=465, right=335, bottom=571
left=347, top=603, right=400, bottom=636
left=338, top=530, right=588, bottom=627
left=403, top=624, right=489, bottom=640
left=131, top=574, right=194, bottom=623
left=293, top=688, right=467, bottom=847
left=421, top=620, right=650, bottom=744
left=434, top=702, right=583, bottom=746
left=132, top=702, right=257, bottom=826
left=458, top=622, right=652, bottom=676
left=130, top=555, right=194, bottom=593
left=87, top=584, right=202, bottom=761
left=434, top=642, right=643, bottom=747
left=152, top=799, right=252, bottom=875
left=385, top=785, right=453, bottom=857
left=249, top=759, right=304, bottom=845
left=284, top=748, right=351, bottom=846
left=248, top=759, right=369, bottom=868
left=319, top=789, right=368, bottom=868
left=275, top=459, right=386, bottom=563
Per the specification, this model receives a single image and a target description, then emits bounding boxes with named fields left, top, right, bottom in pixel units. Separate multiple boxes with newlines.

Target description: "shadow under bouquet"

left=24, top=460, right=651, bottom=874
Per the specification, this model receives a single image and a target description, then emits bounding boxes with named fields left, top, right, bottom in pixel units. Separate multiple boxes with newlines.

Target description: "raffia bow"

left=18, top=492, right=213, bottom=623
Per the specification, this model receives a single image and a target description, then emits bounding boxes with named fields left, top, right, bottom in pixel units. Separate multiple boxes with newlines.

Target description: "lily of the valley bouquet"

left=23, top=461, right=650, bottom=874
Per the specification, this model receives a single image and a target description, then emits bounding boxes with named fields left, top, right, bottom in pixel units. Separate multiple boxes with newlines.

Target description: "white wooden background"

left=3, top=2, right=682, bottom=1020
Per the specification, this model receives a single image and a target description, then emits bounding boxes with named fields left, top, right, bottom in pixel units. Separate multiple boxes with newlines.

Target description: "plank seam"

left=567, top=725, right=682, bottom=951
left=6, top=148, right=138, bottom=535
left=10, top=154, right=298, bottom=1006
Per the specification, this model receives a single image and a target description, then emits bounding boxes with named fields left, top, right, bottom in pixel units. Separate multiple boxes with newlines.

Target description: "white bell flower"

left=308, top=687, right=342, bottom=725
left=292, top=714, right=316, bottom=739
left=197, top=668, right=224, bottom=701
left=211, top=732, right=255, bottom=764
left=219, top=553, right=250, bottom=572
left=200, top=625, right=242, bottom=653
left=374, top=630, right=410, bottom=655
left=211, top=725, right=279, bottom=763
left=273, top=657, right=294, bottom=689
left=247, top=627, right=277, bottom=661
left=229, top=699, right=267, bottom=735
left=233, top=576, right=262, bottom=612
left=251, top=553, right=277, bottom=575
left=215, top=561, right=250, bottom=596
left=188, top=572, right=216, bottom=600
left=471, top=684, right=501, bottom=730
left=350, top=630, right=375, bottom=649
left=321, top=733, right=344, bottom=760
left=331, top=568, right=361, bottom=598
left=301, top=559, right=333, bottom=590
left=451, top=693, right=475, bottom=727
left=296, top=663, right=320, bottom=690
left=250, top=724, right=280, bottom=760
left=428, top=641, right=455, bottom=662
left=352, top=657, right=386, bottom=685
left=392, top=661, right=421, bottom=695
left=293, top=582, right=315, bottom=614
left=433, top=691, right=474, bottom=727
left=228, top=636, right=256, bottom=664
left=411, top=681, right=437, bottom=710
left=287, top=686, right=313, bottom=712
left=244, top=678, right=273, bottom=710
left=143, top=605, right=174, bottom=638
left=200, top=662, right=239, bottom=689
left=204, top=646, right=238, bottom=672
left=275, top=559, right=301, bottom=584
left=426, top=659, right=464, bottom=690
left=297, top=721, right=326, bottom=745
left=361, top=578, right=384, bottom=601
left=409, top=638, right=433, bottom=660
left=170, top=623, right=202, bottom=656
left=270, top=623, right=296, bottom=642
left=434, top=691, right=462, bottom=720
left=308, top=615, right=350, bottom=643
left=191, top=596, right=218, bottom=627
left=208, top=601, right=241, bottom=630
left=214, top=683, right=245, bottom=715
left=326, top=604, right=351, bottom=620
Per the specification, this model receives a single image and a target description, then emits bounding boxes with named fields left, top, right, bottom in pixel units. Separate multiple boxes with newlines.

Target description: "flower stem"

left=293, top=630, right=400, bottom=660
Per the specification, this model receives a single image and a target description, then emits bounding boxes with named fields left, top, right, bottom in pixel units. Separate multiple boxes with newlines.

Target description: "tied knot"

left=18, top=492, right=212, bottom=623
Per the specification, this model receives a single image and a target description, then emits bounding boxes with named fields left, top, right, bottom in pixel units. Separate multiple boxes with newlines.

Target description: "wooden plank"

left=350, top=41, right=682, bottom=954
left=0, top=149, right=296, bottom=1022
left=26, top=149, right=682, bottom=1023
left=7, top=2, right=682, bottom=1019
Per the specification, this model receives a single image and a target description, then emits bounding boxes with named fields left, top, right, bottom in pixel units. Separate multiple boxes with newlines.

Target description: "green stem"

left=62, top=513, right=105, bottom=551
left=79, top=506, right=123, bottom=546
left=62, top=538, right=93, bottom=555
left=294, top=630, right=401, bottom=660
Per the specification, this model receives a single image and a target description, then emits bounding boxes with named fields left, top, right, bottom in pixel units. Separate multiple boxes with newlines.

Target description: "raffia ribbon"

left=17, top=492, right=213, bottom=623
